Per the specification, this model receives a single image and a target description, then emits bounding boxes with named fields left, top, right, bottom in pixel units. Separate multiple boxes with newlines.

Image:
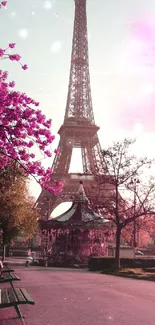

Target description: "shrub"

left=88, top=256, right=155, bottom=271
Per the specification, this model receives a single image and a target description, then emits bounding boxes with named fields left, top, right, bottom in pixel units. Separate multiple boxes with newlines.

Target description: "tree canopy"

left=0, top=163, right=39, bottom=253
left=90, top=138, right=155, bottom=269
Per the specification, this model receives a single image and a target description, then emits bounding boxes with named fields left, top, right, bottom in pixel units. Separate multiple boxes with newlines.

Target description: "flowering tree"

left=90, top=138, right=155, bottom=269
left=0, top=1, right=62, bottom=193
left=122, top=215, right=155, bottom=248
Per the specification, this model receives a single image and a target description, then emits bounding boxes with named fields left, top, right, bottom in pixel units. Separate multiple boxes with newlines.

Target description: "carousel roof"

left=39, top=181, right=110, bottom=229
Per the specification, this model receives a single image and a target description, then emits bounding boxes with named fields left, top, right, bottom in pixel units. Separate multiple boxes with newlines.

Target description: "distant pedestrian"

left=28, top=249, right=31, bottom=257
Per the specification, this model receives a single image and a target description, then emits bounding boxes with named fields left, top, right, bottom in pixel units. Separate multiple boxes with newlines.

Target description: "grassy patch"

left=119, top=268, right=144, bottom=275
left=102, top=267, right=155, bottom=281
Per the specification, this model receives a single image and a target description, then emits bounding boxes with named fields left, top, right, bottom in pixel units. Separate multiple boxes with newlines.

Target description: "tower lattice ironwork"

left=36, top=0, right=107, bottom=218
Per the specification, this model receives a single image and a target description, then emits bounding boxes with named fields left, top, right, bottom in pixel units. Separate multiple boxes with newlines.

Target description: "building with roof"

left=39, top=182, right=112, bottom=266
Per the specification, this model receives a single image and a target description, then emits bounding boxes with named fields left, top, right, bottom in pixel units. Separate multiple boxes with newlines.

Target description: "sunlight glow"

left=50, top=41, right=62, bottom=53
left=43, top=1, right=52, bottom=10
left=69, top=148, right=83, bottom=173
left=144, top=83, right=154, bottom=94
left=18, top=28, right=28, bottom=39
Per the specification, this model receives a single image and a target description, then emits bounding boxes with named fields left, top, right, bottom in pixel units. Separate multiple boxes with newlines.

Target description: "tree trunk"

left=6, top=244, right=10, bottom=257
left=2, top=231, right=7, bottom=262
left=2, top=243, right=6, bottom=262
left=115, top=226, right=121, bottom=270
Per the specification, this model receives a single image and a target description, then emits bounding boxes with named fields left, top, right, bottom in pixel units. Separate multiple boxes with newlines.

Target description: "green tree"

left=90, top=139, right=155, bottom=269
left=0, top=163, right=38, bottom=260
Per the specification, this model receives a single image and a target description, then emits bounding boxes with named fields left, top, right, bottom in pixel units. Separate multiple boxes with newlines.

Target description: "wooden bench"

left=0, top=287, right=35, bottom=325
left=2, top=263, right=14, bottom=274
left=0, top=264, right=35, bottom=324
left=0, top=273, right=20, bottom=288
left=0, top=262, right=14, bottom=277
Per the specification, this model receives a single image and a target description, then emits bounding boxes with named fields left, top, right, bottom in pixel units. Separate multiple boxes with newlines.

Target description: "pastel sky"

left=1, top=0, right=155, bottom=216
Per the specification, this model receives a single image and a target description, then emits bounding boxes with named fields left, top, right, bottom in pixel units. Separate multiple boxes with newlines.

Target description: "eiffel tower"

left=36, top=0, right=107, bottom=218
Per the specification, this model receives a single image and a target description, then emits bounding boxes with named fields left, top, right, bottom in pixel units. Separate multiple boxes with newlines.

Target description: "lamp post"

left=45, top=198, right=51, bottom=261
left=130, top=178, right=140, bottom=250
left=133, top=187, right=136, bottom=248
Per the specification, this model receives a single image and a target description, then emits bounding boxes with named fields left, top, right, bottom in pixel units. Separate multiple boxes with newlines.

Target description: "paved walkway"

left=0, top=266, right=155, bottom=325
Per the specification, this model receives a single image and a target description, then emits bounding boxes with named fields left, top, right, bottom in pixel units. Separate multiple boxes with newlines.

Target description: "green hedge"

left=88, top=257, right=155, bottom=271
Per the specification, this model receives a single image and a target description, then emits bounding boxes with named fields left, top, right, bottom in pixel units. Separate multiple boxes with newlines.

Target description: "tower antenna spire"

left=65, top=0, right=94, bottom=123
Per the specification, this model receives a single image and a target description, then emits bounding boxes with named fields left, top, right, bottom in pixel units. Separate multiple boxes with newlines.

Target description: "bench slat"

left=14, top=275, right=20, bottom=280
left=1, top=289, right=10, bottom=305
left=14, top=288, right=26, bottom=304
left=0, top=289, right=25, bottom=307
left=9, top=274, right=20, bottom=280
left=3, top=264, right=14, bottom=273
left=0, top=273, right=20, bottom=283
left=0, top=288, right=34, bottom=308
left=0, top=274, right=12, bottom=281
left=7, top=288, right=17, bottom=304
left=2, top=269, right=14, bottom=273
left=20, top=288, right=35, bottom=305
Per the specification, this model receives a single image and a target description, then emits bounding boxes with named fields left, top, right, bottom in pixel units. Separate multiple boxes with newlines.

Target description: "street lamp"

left=130, top=177, right=140, bottom=249
left=45, top=198, right=51, bottom=258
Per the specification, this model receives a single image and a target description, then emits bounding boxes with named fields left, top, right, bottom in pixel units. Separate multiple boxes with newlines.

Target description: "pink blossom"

left=9, top=81, right=15, bottom=88
left=27, top=141, right=34, bottom=148
left=0, top=49, right=5, bottom=57
left=44, top=150, right=52, bottom=157
left=1, top=1, right=7, bottom=6
left=54, top=149, right=59, bottom=154
left=22, top=64, right=28, bottom=70
left=9, top=54, right=21, bottom=61
left=9, top=43, right=16, bottom=49
left=30, top=153, right=35, bottom=159
left=35, top=102, right=39, bottom=107
left=2, top=71, right=8, bottom=79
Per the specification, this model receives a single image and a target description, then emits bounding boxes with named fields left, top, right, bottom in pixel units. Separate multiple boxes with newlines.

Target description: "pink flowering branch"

left=0, top=1, right=62, bottom=194
left=0, top=43, right=28, bottom=71
left=0, top=70, right=62, bottom=193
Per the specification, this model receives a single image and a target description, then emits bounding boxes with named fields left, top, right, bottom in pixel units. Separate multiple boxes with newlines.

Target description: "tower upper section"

left=64, top=0, right=95, bottom=124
